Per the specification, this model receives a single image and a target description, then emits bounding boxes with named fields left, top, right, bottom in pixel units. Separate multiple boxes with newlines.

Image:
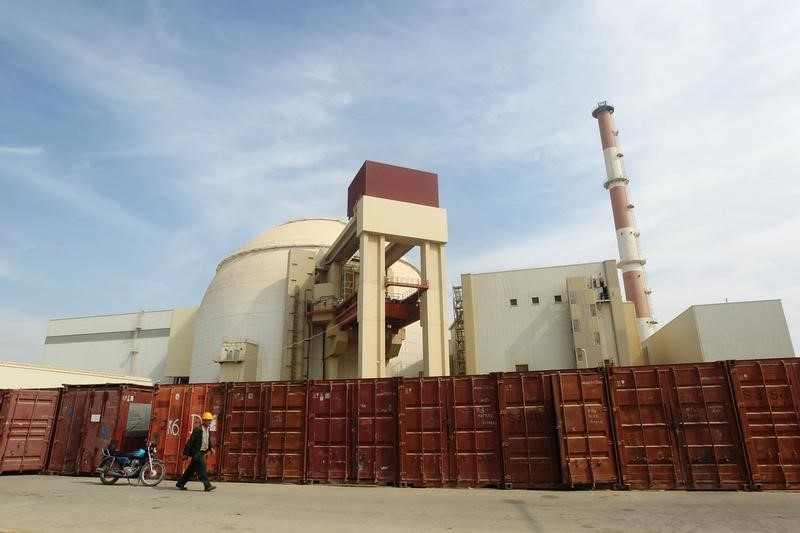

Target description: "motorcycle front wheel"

left=139, top=460, right=167, bottom=487
left=98, top=457, right=120, bottom=485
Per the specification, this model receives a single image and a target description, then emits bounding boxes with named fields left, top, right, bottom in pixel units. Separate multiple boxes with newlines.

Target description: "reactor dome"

left=190, top=218, right=423, bottom=382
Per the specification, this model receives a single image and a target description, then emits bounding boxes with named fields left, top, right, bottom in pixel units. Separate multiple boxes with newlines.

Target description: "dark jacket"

left=183, top=426, right=212, bottom=457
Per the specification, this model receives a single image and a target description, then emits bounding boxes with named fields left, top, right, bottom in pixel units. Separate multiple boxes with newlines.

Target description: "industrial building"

left=42, top=308, right=196, bottom=381
left=40, top=161, right=449, bottom=384
left=0, top=360, right=152, bottom=389
left=643, top=300, right=795, bottom=364
left=454, top=260, right=643, bottom=374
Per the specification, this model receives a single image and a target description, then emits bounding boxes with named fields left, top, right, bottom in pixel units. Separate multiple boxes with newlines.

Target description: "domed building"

left=190, top=218, right=424, bottom=383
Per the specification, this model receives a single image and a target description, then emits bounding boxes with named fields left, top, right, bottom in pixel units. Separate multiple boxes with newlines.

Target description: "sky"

left=1, top=1, right=798, bottom=362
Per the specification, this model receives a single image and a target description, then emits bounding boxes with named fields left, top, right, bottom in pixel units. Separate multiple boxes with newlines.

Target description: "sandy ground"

left=0, top=475, right=797, bottom=532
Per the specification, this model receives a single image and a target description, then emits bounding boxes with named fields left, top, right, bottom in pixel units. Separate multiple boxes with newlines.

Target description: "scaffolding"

left=452, top=286, right=467, bottom=375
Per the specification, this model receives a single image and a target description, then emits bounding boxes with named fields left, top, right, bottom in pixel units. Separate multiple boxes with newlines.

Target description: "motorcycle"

left=96, top=441, right=167, bottom=487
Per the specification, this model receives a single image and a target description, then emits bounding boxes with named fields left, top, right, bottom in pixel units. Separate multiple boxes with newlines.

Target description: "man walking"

left=176, top=411, right=217, bottom=492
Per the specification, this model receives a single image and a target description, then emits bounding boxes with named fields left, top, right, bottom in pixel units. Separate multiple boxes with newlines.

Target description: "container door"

left=0, top=389, right=60, bottom=474
left=398, top=378, right=451, bottom=487
left=262, top=382, right=307, bottom=482
left=221, top=383, right=265, bottom=481
left=728, top=359, right=800, bottom=489
left=552, top=371, right=618, bottom=487
left=350, top=379, right=398, bottom=485
left=667, top=364, right=749, bottom=490
left=496, top=372, right=562, bottom=489
left=607, top=367, right=685, bottom=489
left=47, top=389, right=88, bottom=474
left=306, top=380, right=353, bottom=483
left=448, top=376, right=503, bottom=487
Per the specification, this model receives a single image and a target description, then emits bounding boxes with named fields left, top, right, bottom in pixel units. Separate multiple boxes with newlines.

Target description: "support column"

left=420, top=242, right=449, bottom=376
left=357, top=232, right=386, bottom=378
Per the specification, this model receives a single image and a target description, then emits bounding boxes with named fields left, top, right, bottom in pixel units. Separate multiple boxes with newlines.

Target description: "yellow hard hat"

left=201, top=412, right=214, bottom=421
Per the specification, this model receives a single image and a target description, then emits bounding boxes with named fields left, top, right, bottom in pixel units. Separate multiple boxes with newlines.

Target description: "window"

left=531, top=297, right=540, bottom=305
left=515, top=364, right=529, bottom=372
left=593, top=332, right=601, bottom=345
left=572, top=319, right=580, bottom=332
left=575, top=348, right=586, bottom=363
left=554, top=295, right=562, bottom=303
left=569, top=294, right=576, bottom=304
left=509, top=298, right=518, bottom=306
left=590, top=303, right=597, bottom=317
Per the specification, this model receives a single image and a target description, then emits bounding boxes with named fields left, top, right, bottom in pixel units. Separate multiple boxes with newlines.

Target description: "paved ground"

left=0, top=475, right=797, bottom=532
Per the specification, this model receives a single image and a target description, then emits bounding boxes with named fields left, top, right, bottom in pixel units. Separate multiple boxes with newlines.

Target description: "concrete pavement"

left=0, top=475, right=797, bottom=532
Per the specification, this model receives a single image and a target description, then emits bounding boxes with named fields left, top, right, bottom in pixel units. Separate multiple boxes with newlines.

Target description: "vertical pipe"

left=592, top=102, right=655, bottom=341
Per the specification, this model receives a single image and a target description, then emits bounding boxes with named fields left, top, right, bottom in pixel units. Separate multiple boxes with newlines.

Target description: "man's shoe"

left=176, top=483, right=187, bottom=490
left=204, top=485, right=217, bottom=492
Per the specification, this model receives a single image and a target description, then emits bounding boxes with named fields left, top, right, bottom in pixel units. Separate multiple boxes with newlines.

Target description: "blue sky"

left=1, top=1, right=798, bottom=361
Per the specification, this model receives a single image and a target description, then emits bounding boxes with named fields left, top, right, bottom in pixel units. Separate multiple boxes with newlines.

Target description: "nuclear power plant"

left=13, top=102, right=792, bottom=389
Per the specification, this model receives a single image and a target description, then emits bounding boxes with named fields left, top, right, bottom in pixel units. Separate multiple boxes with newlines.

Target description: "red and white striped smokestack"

left=592, top=101, right=655, bottom=341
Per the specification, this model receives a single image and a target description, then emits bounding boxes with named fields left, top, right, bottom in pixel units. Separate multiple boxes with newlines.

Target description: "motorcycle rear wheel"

left=139, top=460, right=166, bottom=487
left=98, top=457, right=120, bottom=485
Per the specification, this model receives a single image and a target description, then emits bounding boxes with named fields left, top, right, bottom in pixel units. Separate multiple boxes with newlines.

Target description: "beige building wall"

left=462, top=260, right=635, bottom=373
left=0, top=361, right=152, bottom=389
left=164, top=307, right=198, bottom=379
left=643, top=300, right=796, bottom=364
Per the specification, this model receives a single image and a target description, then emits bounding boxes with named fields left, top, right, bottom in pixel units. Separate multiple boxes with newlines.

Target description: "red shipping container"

left=148, top=383, right=226, bottom=480
left=0, top=389, right=61, bottom=474
left=495, top=372, right=562, bottom=489
left=727, top=358, right=800, bottom=489
left=306, top=379, right=398, bottom=485
left=607, top=363, right=749, bottom=490
left=220, top=382, right=307, bottom=483
left=48, top=384, right=153, bottom=475
left=552, top=370, right=618, bottom=487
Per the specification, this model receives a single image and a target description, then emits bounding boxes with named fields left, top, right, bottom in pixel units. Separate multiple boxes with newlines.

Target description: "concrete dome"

left=190, top=218, right=423, bottom=382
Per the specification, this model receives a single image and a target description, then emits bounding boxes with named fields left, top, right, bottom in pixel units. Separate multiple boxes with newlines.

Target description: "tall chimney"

left=592, top=101, right=655, bottom=341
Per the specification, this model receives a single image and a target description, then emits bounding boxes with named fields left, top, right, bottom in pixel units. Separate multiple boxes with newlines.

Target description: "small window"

left=515, top=364, right=529, bottom=372
left=575, top=348, right=586, bottom=362
left=590, top=304, right=597, bottom=317
left=569, top=294, right=576, bottom=304
left=509, top=298, right=518, bottom=306
left=554, top=295, right=562, bottom=303
left=572, top=319, right=580, bottom=332
left=531, top=297, right=540, bottom=305
left=593, top=332, right=602, bottom=345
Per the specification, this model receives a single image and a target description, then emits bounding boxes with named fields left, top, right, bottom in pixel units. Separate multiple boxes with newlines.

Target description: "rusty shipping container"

left=551, top=370, right=618, bottom=487
left=0, top=389, right=61, bottom=474
left=607, top=363, right=749, bottom=490
left=728, top=358, right=800, bottom=489
left=398, top=376, right=503, bottom=488
left=495, top=372, right=562, bottom=489
left=306, top=379, right=398, bottom=485
left=148, top=383, right=226, bottom=480
left=47, top=384, right=153, bottom=475
left=220, top=382, right=307, bottom=483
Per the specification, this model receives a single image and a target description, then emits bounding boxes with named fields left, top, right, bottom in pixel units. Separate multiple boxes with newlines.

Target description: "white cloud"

left=0, top=145, right=44, bottom=156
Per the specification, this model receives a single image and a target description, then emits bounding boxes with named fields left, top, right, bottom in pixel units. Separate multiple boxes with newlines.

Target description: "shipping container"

left=148, top=383, right=226, bottom=480
left=727, top=358, right=800, bottom=489
left=306, top=379, right=399, bottom=485
left=552, top=370, right=618, bottom=487
left=398, top=376, right=503, bottom=488
left=495, top=372, right=562, bottom=489
left=47, top=384, right=153, bottom=475
left=220, top=382, right=306, bottom=483
left=607, top=363, right=749, bottom=490
left=0, top=389, right=61, bottom=474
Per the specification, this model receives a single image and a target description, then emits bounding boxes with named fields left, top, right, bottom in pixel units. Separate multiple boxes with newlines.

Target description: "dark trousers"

left=177, top=452, right=210, bottom=488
